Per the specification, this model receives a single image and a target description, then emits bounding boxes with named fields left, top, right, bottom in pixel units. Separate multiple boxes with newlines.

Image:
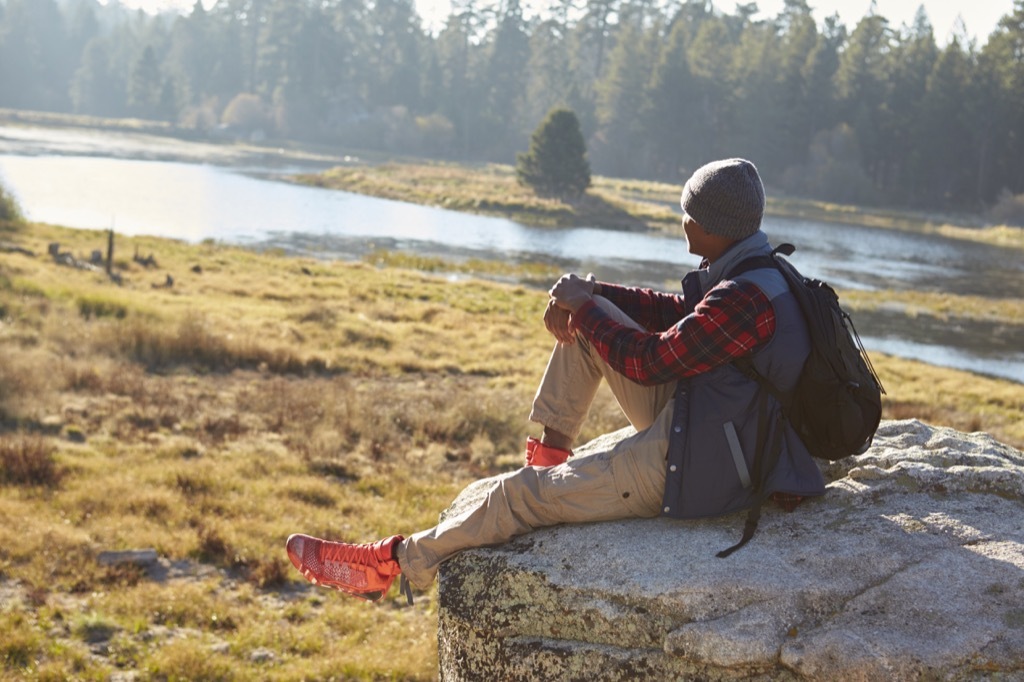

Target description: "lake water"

left=1, top=124, right=1022, bottom=383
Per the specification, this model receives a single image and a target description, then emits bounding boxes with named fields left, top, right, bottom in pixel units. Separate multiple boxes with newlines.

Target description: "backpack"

left=730, top=243, right=885, bottom=461
left=715, top=243, right=885, bottom=558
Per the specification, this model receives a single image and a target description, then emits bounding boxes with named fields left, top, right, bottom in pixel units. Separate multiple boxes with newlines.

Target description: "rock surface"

left=436, top=420, right=1024, bottom=681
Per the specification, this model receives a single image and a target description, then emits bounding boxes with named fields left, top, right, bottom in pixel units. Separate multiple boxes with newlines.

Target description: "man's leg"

left=529, top=296, right=675, bottom=445
left=288, top=296, right=677, bottom=598
left=287, top=393, right=675, bottom=599
left=398, top=398, right=674, bottom=589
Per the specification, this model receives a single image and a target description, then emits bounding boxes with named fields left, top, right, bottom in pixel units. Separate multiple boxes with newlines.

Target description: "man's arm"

left=567, top=280, right=776, bottom=386
left=546, top=273, right=689, bottom=334
left=595, top=282, right=689, bottom=332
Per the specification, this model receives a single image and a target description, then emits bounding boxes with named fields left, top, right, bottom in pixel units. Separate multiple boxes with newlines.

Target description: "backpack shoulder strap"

left=726, top=242, right=798, bottom=408
left=725, top=243, right=796, bottom=281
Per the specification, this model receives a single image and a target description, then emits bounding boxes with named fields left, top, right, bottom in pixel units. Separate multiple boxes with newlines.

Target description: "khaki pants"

left=397, top=297, right=676, bottom=589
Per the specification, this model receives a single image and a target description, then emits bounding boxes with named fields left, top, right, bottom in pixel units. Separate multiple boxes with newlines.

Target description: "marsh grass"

left=873, top=354, right=1024, bottom=447
left=296, top=162, right=680, bottom=230
left=841, top=289, right=1024, bottom=324
left=769, top=195, right=1024, bottom=249
left=0, top=221, right=1020, bottom=680
left=0, top=433, right=62, bottom=487
left=296, top=161, right=1024, bottom=250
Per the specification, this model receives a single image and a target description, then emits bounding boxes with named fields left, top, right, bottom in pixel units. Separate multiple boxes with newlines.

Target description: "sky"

left=105, top=0, right=1013, bottom=45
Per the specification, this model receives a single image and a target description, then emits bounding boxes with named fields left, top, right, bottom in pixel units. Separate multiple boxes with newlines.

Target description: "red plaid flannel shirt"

left=572, top=279, right=776, bottom=386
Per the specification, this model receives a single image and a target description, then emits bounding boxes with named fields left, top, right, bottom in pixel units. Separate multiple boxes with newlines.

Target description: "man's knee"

left=591, top=295, right=644, bottom=331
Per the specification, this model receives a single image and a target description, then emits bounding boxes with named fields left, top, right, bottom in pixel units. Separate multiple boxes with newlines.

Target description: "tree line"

left=2, top=0, right=1024, bottom=218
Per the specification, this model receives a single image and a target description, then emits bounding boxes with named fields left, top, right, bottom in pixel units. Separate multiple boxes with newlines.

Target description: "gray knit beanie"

left=680, top=158, right=765, bottom=240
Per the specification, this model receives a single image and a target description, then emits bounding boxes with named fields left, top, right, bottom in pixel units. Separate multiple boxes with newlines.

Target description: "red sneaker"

left=525, top=436, right=572, bottom=467
left=286, top=533, right=404, bottom=602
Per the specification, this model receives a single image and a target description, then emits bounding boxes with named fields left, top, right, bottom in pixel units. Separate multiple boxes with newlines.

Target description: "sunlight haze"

left=106, top=0, right=1011, bottom=44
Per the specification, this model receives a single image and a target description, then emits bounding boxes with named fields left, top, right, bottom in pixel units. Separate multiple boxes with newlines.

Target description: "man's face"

left=682, top=213, right=705, bottom=256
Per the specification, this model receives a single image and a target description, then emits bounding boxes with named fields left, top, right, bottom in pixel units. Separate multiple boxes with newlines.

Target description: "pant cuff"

left=528, top=407, right=582, bottom=442
left=396, top=538, right=437, bottom=590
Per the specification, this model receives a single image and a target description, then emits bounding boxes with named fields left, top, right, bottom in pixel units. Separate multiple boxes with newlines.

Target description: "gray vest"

left=661, top=233, right=826, bottom=519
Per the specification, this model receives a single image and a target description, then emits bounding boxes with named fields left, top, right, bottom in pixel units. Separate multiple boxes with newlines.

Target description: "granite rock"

left=436, top=419, right=1024, bottom=681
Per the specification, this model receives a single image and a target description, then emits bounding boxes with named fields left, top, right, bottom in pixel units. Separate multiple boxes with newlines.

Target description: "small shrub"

left=221, top=92, right=270, bottom=133
left=295, top=304, right=338, bottom=328
left=413, top=113, right=456, bottom=156
left=987, top=189, right=1024, bottom=227
left=146, top=639, right=236, bottom=681
left=304, top=456, right=358, bottom=481
left=72, top=612, right=119, bottom=644
left=248, top=556, right=289, bottom=589
left=0, top=349, right=58, bottom=422
left=101, top=561, right=147, bottom=587
left=60, top=363, right=105, bottom=392
left=175, top=471, right=213, bottom=496
left=286, top=481, right=338, bottom=507
left=201, top=413, right=246, bottom=442
left=0, top=182, right=23, bottom=223
left=194, top=524, right=233, bottom=566
left=0, top=434, right=62, bottom=487
left=0, top=613, right=40, bottom=669
left=76, top=295, right=128, bottom=320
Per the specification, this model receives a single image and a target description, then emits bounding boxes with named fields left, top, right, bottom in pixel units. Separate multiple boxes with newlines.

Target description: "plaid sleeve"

left=573, top=280, right=776, bottom=386
left=596, top=282, right=689, bottom=332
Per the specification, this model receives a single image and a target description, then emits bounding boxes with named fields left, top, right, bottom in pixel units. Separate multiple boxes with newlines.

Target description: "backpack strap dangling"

left=716, top=407, right=785, bottom=558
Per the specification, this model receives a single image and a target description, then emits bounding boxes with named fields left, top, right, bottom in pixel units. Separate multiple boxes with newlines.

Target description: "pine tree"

left=593, top=22, right=656, bottom=178
left=642, top=19, right=699, bottom=179
left=481, top=0, right=530, bottom=159
left=71, top=38, right=123, bottom=116
left=516, top=108, right=591, bottom=199
left=128, top=45, right=162, bottom=118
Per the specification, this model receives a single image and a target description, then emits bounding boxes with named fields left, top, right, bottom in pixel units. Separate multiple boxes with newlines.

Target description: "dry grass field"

left=0, top=218, right=1021, bottom=680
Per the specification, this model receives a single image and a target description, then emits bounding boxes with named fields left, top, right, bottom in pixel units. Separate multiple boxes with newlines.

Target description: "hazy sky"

left=105, top=0, right=1012, bottom=44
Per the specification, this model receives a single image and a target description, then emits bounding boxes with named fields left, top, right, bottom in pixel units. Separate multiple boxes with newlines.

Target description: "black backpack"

left=731, top=243, right=885, bottom=461
left=716, top=243, right=885, bottom=557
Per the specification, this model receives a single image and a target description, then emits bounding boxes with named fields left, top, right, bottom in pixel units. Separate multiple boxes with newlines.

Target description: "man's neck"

left=702, top=237, right=740, bottom=264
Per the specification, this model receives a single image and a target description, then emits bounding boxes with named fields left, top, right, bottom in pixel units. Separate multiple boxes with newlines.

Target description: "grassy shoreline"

left=0, top=220, right=1022, bottom=679
left=295, top=161, right=1024, bottom=250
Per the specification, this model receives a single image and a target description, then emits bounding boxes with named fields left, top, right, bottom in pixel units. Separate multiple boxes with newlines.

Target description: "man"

left=285, top=158, right=826, bottom=602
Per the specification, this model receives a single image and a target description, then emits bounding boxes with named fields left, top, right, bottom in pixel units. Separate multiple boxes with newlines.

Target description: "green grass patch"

left=76, top=293, right=129, bottom=320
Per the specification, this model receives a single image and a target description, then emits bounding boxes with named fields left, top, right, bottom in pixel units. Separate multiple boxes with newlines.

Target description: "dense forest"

left=1, top=0, right=1024, bottom=217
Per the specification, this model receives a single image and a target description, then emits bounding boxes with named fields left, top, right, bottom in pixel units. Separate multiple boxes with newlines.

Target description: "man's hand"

left=543, top=299, right=576, bottom=344
left=549, top=273, right=597, bottom=313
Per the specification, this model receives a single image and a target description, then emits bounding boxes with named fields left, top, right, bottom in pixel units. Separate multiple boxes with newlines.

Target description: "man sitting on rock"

left=285, top=158, right=826, bottom=602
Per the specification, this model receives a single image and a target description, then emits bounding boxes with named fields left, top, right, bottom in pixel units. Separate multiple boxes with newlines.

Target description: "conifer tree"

left=516, top=108, right=591, bottom=199
left=128, top=45, right=162, bottom=118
